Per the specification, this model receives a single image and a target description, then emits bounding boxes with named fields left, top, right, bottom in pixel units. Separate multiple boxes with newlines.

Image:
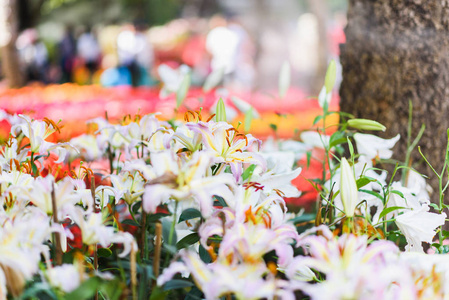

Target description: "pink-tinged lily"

left=171, top=123, right=203, bottom=153
left=142, top=150, right=234, bottom=217
left=252, top=152, right=302, bottom=198
left=290, top=225, right=401, bottom=300
left=158, top=250, right=292, bottom=300
left=198, top=207, right=298, bottom=266
left=187, top=121, right=265, bottom=181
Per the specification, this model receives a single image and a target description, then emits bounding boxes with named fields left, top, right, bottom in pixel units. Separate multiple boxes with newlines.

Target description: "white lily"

left=252, top=152, right=302, bottom=198
left=354, top=133, right=400, bottom=161
left=142, top=150, right=234, bottom=217
left=395, top=204, right=446, bottom=252
left=22, top=175, right=82, bottom=216
left=68, top=207, right=137, bottom=257
left=187, top=121, right=265, bottom=181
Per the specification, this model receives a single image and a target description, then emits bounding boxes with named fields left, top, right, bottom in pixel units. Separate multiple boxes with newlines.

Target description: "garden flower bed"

left=1, top=64, right=447, bottom=299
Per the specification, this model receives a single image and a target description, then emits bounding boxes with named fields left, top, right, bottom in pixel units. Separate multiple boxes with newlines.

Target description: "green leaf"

left=203, top=67, right=224, bottom=92
left=97, top=247, right=113, bottom=258
left=98, top=279, right=123, bottom=300
left=356, top=177, right=376, bottom=189
left=199, top=245, right=212, bottom=263
left=312, top=115, right=324, bottom=126
left=443, top=230, right=449, bottom=239
left=429, top=203, right=440, bottom=210
left=121, top=219, right=140, bottom=227
left=131, top=201, right=142, bottom=214
left=438, top=245, right=449, bottom=254
left=178, top=208, right=202, bottom=223
left=289, top=213, right=316, bottom=224
left=378, top=206, right=407, bottom=220
left=176, top=233, right=200, bottom=250
left=269, top=124, right=278, bottom=132
left=347, top=137, right=354, bottom=158
left=306, top=151, right=312, bottom=168
left=163, top=279, right=194, bottom=291
left=176, top=73, right=191, bottom=108
left=163, top=243, right=178, bottom=255
left=390, top=190, right=405, bottom=199
left=215, top=98, right=227, bottom=122
left=213, top=195, right=227, bottom=207
left=324, top=60, right=337, bottom=93
left=65, top=277, right=102, bottom=300
left=19, top=283, right=57, bottom=300
left=278, top=61, right=291, bottom=99
left=185, top=286, right=204, bottom=300
left=359, top=189, right=383, bottom=201
left=149, top=285, right=169, bottom=300
left=329, top=131, right=346, bottom=149
left=244, top=107, right=253, bottom=133
left=242, top=164, right=257, bottom=181
left=162, top=219, right=177, bottom=246
left=148, top=212, right=170, bottom=223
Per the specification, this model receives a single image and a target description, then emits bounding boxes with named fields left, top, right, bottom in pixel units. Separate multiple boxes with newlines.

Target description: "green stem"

left=168, top=202, right=179, bottom=245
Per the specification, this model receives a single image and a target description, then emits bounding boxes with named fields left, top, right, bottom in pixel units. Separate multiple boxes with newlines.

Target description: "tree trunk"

left=0, top=0, right=24, bottom=88
left=340, top=0, right=449, bottom=201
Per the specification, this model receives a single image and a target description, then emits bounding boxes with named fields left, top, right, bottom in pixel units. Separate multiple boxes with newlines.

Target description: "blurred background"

left=0, top=0, right=347, bottom=206
left=0, top=0, right=347, bottom=93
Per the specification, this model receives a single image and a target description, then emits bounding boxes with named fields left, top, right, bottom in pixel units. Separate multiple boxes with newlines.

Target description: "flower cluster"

left=1, top=85, right=449, bottom=300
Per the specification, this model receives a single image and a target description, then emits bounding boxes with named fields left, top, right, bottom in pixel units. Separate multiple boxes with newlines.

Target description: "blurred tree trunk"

left=340, top=1, right=449, bottom=200
left=307, top=0, right=329, bottom=94
left=0, top=0, right=24, bottom=88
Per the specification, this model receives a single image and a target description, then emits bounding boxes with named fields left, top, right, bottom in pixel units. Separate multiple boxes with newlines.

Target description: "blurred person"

left=100, top=54, right=132, bottom=87
left=206, top=15, right=255, bottom=91
left=117, top=23, right=154, bottom=87
left=77, top=26, right=101, bottom=83
left=16, top=29, right=49, bottom=83
left=58, top=26, right=76, bottom=83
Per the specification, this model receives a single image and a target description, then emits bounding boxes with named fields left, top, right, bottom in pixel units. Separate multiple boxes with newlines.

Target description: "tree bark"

left=0, top=0, right=24, bottom=88
left=340, top=0, right=449, bottom=201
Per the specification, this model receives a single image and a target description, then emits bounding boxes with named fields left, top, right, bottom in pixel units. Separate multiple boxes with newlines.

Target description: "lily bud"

left=340, top=158, right=359, bottom=217
left=347, top=119, right=386, bottom=132
left=215, top=98, right=227, bottom=122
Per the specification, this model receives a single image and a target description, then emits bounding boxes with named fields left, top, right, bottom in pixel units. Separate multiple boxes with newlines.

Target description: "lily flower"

left=68, top=207, right=137, bottom=257
left=187, top=121, right=265, bottom=181
left=142, top=150, right=234, bottom=216
left=252, top=152, right=302, bottom=198
left=395, top=204, right=446, bottom=252
left=158, top=250, right=291, bottom=300
left=11, top=115, right=75, bottom=163
left=109, top=171, right=146, bottom=205
left=21, top=175, right=86, bottom=217
left=354, top=133, right=400, bottom=161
